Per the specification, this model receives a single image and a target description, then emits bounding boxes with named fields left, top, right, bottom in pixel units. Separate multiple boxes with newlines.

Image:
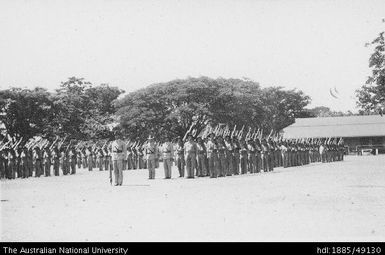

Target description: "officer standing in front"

left=111, top=131, right=126, bottom=186
left=144, top=135, right=158, bottom=179
left=161, top=136, right=173, bottom=179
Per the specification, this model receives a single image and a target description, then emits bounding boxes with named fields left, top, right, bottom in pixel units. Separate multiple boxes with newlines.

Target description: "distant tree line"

left=1, top=76, right=315, bottom=141
left=0, top=77, right=124, bottom=140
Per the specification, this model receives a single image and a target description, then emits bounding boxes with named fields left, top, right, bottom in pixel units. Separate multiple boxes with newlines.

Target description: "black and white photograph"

left=1, top=0, right=385, bottom=245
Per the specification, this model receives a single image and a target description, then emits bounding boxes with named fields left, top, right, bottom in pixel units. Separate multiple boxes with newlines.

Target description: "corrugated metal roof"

left=283, top=115, right=385, bottom=138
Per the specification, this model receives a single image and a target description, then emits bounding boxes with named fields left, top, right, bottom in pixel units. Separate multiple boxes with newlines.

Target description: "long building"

left=282, top=115, right=385, bottom=154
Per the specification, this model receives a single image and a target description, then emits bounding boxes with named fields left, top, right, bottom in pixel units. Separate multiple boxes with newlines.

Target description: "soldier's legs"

left=100, top=158, right=104, bottom=171
left=8, top=163, right=13, bottom=179
left=82, top=158, right=87, bottom=168
left=254, top=154, right=259, bottom=173
left=251, top=155, right=257, bottom=173
left=185, top=156, right=190, bottom=178
left=118, top=160, right=123, bottom=184
left=71, top=162, right=76, bottom=174
left=122, top=159, right=126, bottom=170
left=0, top=163, right=4, bottom=179
left=88, top=157, right=93, bottom=171
left=53, top=160, right=58, bottom=176
left=60, top=162, right=65, bottom=175
left=45, top=162, right=50, bottom=176
left=188, top=156, right=195, bottom=178
left=212, top=157, right=219, bottom=178
left=23, top=163, right=29, bottom=178
left=164, top=158, right=171, bottom=178
left=148, top=159, right=155, bottom=179
left=223, top=154, right=229, bottom=176
left=208, top=156, right=215, bottom=178
left=240, top=156, right=247, bottom=174
left=196, top=156, right=201, bottom=176
left=233, top=154, right=240, bottom=175
left=263, top=154, right=268, bottom=172
left=176, top=157, right=184, bottom=177
left=218, top=154, right=225, bottom=177
left=247, top=155, right=253, bottom=173
left=127, top=157, right=132, bottom=170
left=227, top=154, right=233, bottom=176
left=104, top=158, right=109, bottom=171
left=264, top=155, right=269, bottom=171
left=268, top=154, right=272, bottom=171
left=113, top=160, right=119, bottom=184
left=197, top=155, right=203, bottom=177
left=35, top=162, right=40, bottom=177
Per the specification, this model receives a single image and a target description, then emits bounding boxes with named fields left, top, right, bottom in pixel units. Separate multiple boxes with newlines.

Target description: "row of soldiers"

left=0, top=137, right=152, bottom=180
left=0, top=132, right=345, bottom=181
left=140, top=133, right=345, bottom=180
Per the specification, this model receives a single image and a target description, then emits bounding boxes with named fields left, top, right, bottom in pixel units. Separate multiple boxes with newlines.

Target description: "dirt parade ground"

left=1, top=155, right=384, bottom=242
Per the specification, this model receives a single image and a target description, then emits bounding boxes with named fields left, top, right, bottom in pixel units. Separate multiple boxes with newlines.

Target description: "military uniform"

left=69, top=149, right=77, bottom=174
left=232, top=139, right=240, bottom=175
left=206, top=135, right=218, bottom=178
left=254, top=140, right=262, bottom=173
left=161, top=140, right=173, bottom=179
left=240, top=140, right=248, bottom=174
left=86, top=148, right=93, bottom=171
left=144, top=137, right=158, bottom=179
left=34, top=148, right=43, bottom=177
left=52, top=148, right=60, bottom=176
left=111, top=138, right=126, bottom=185
left=126, top=147, right=133, bottom=170
left=7, top=150, right=16, bottom=179
left=184, top=136, right=197, bottom=178
left=43, top=148, right=51, bottom=176
left=104, top=147, right=111, bottom=171
left=261, top=141, right=269, bottom=172
left=224, top=137, right=234, bottom=176
left=247, top=141, right=256, bottom=173
left=20, top=148, right=29, bottom=178
left=281, top=142, right=288, bottom=168
left=196, top=139, right=207, bottom=177
left=175, top=141, right=185, bottom=177
left=96, top=149, right=104, bottom=171
left=0, top=151, right=5, bottom=179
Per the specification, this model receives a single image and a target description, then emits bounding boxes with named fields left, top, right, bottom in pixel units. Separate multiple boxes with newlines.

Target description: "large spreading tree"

left=0, top=77, right=124, bottom=140
left=114, top=77, right=312, bottom=141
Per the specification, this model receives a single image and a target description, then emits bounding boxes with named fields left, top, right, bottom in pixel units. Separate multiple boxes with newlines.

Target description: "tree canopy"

left=0, top=77, right=124, bottom=140
left=356, top=30, right=385, bottom=115
left=115, top=77, right=312, bottom=141
left=1, top=76, right=314, bottom=141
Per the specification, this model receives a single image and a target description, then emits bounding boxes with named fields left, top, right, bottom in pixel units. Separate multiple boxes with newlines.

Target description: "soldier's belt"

left=112, top=150, right=123, bottom=153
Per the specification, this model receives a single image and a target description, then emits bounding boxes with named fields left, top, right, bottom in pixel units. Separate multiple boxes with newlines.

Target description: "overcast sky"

left=0, top=0, right=384, bottom=112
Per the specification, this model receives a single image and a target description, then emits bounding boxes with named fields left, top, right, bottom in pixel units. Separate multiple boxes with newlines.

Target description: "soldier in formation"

left=0, top=129, right=345, bottom=182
